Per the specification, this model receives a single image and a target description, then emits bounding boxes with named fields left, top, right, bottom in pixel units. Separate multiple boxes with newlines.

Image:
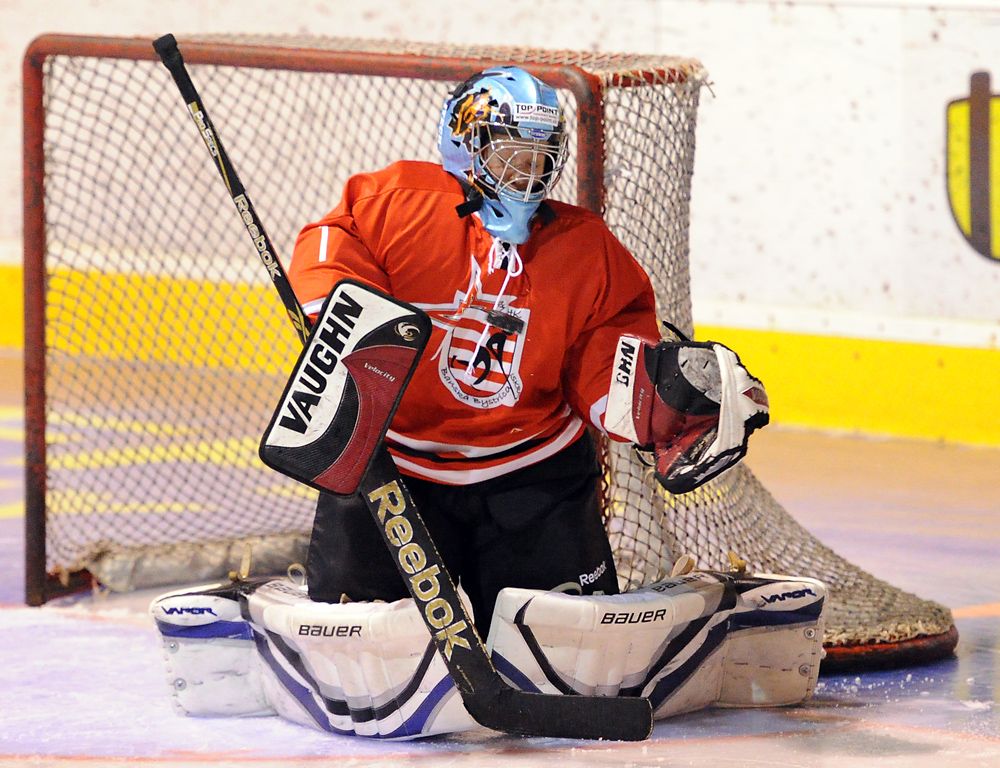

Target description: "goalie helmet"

left=437, top=66, right=568, bottom=244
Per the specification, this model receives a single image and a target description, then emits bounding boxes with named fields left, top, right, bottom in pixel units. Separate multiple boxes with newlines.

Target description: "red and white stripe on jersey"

left=386, top=412, right=586, bottom=485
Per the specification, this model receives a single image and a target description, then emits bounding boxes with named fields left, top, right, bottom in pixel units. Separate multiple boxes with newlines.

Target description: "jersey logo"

left=422, top=291, right=529, bottom=410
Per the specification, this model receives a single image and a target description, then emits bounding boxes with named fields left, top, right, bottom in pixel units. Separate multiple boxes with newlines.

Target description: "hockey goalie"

left=150, top=63, right=824, bottom=739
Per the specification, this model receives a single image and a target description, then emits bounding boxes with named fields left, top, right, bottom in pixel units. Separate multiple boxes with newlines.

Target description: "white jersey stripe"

left=389, top=417, right=585, bottom=485
left=385, top=407, right=574, bottom=459
left=302, top=297, right=325, bottom=316
left=317, top=226, right=330, bottom=263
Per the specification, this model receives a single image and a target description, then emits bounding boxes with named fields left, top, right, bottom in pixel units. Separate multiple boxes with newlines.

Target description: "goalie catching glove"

left=604, top=335, right=769, bottom=494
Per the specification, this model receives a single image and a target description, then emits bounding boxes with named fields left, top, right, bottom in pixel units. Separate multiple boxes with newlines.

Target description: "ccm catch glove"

left=604, top=335, right=769, bottom=494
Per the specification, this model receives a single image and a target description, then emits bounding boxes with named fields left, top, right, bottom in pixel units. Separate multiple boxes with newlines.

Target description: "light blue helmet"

left=437, top=66, right=568, bottom=244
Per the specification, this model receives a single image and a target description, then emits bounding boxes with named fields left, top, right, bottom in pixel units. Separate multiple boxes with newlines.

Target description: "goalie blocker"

left=258, top=279, right=430, bottom=495
left=605, top=334, right=770, bottom=494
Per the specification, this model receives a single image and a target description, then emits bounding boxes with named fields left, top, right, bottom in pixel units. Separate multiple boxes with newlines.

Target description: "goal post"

left=22, top=33, right=956, bottom=672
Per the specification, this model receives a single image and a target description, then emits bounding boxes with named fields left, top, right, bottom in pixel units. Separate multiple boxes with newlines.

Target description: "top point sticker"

left=514, top=103, right=560, bottom=127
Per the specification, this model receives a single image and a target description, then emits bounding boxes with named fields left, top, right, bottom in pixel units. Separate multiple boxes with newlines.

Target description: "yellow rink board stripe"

left=3, top=262, right=297, bottom=363
left=696, top=325, right=1000, bottom=447
left=3, top=263, right=1000, bottom=446
left=44, top=267, right=298, bottom=375
left=0, top=264, right=18, bottom=349
left=48, top=436, right=261, bottom=471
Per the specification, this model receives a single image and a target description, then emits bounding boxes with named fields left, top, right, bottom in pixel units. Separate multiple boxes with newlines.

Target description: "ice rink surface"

left=0, top=352, right=998, bottom=767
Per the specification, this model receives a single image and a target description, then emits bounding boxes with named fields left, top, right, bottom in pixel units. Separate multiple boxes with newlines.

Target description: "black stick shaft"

left=153, top=33, right=310, bottom=344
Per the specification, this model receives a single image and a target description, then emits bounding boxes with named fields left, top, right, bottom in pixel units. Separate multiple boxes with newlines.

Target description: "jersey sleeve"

left=287, top=171, right=393, bottom=317
left=560, top=226, right=660, bottom=440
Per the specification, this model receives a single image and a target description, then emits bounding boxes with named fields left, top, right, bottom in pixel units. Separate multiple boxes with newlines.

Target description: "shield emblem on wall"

left=946, top=71, right=1000, bottom=263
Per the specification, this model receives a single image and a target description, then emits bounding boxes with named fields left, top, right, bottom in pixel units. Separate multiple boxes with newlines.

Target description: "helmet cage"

left=473, top=122, right=568, bottom=204
left=437, top=66, right=568, bottom=243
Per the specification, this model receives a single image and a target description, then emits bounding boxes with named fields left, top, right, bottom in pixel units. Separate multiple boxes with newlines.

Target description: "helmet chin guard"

left=438, top=66, right=567, bottom=244
left=477, top=195, right=538, bottom=245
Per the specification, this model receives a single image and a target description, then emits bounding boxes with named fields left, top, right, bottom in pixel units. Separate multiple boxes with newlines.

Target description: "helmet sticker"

left=438, top=66, right=568, bottom=243
left=449, top=89, right=494, bottom=150
left=514, top=102, right=560, bottom=127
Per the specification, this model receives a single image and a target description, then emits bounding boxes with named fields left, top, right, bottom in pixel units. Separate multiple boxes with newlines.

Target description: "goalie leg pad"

left=719, top=575, right=826, bottom=707
left=245, top=579, right=479, bottom=739
left=486, top=572, right=827, bottom=721
left=486, top=574, right=738, bottom=717
left=150, top=583, right=273, bottom=718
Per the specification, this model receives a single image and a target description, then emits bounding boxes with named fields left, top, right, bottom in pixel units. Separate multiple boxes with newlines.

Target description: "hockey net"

left=23, top=34, right=955, bottom=669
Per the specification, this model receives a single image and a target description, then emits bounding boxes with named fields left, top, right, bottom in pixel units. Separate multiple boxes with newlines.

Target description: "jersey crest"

left=422, top=291, right=529, bottom=410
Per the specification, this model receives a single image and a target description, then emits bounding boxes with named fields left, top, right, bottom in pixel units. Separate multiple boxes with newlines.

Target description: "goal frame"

left=22, top=34, right=690, bottom=606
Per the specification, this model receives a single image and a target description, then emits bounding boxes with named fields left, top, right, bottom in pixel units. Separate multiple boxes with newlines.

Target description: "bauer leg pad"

left=151, top=579, right=480, bottom=739
left=244, top=579, right=478, bottom=739
left=486, top=571, right=825, bottom=720
left=486, top=573, right=738, bottom=717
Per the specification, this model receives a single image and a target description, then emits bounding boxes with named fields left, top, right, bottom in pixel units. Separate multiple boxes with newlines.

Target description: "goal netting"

left=23, top=34, right=956, bottom=670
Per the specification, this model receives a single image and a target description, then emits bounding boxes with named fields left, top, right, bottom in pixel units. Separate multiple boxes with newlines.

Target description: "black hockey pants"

left=305, top=431, right=619, bottom=637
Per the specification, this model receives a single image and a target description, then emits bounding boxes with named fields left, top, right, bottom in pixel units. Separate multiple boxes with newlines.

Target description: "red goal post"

left=23, top=34, right=956, bottom=672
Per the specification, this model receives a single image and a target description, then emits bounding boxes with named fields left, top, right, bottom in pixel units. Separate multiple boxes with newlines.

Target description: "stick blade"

left=468, top=682, right=653, bottom=741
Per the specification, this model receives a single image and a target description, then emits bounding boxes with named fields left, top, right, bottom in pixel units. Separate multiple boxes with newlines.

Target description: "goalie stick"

left=152, top=33, right=653, bottom=741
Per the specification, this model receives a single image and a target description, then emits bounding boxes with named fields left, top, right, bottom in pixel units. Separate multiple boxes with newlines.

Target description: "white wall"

left=679, top=1, right=1000, bottom=345
left=4, top=0, right=999, bottom=344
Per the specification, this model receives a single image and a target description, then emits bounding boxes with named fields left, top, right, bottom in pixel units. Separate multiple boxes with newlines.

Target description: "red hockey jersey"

left=288, top=161, right=658, bottom=484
